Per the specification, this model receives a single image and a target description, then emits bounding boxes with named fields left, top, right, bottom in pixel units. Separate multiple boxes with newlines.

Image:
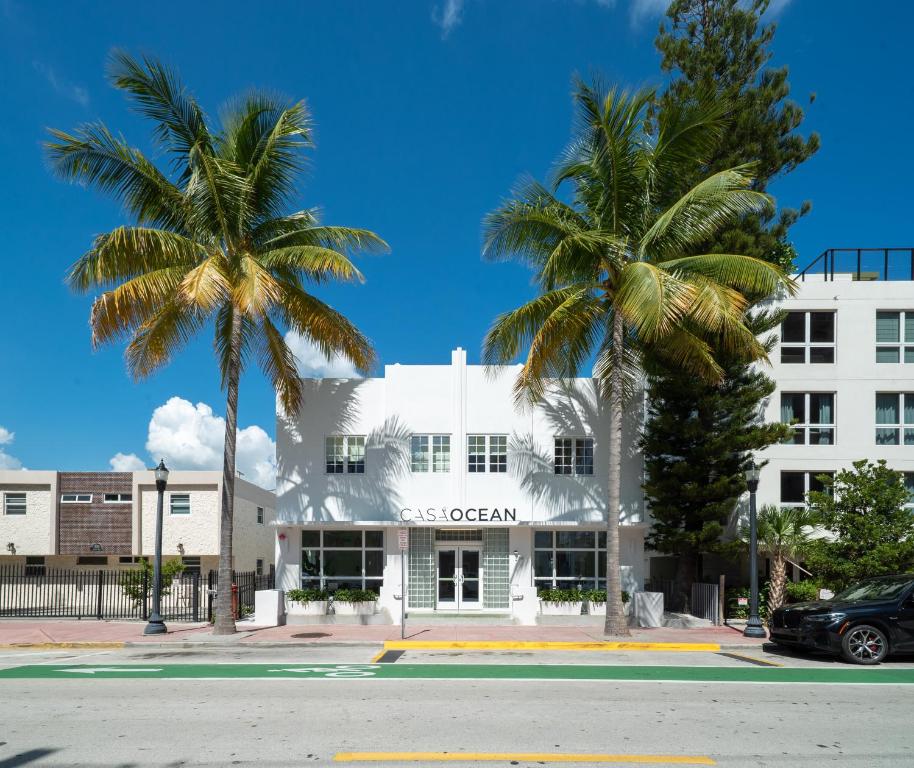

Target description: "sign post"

left=398, top=528, right=409, bottom=639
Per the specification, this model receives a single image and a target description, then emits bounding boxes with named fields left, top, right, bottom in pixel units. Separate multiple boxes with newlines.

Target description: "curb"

left=0, top=642, right=126, bottom=650
left=383, top=640, right=723, bottom=652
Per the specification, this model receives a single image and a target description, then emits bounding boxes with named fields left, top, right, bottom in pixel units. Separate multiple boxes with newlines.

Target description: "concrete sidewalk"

left=0, top=619, right=765, bottom=649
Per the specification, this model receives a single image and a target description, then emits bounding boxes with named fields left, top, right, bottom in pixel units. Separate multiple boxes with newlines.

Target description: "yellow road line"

left=720, top=652, right=783, bottom=667
left=369, top=649, right=387, bottom=663
left=0, top=642, right=125, bottom=650
left=383, top=641, right=720, bottom=652
left=335, top=752, right=715, bottom=764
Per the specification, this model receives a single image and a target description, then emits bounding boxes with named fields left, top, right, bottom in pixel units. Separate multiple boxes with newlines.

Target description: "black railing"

left=205, top=567, right=275, bottom=621
left=796, top=248, right=914, bottom=282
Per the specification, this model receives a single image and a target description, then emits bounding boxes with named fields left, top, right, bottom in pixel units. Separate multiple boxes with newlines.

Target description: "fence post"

left=96, top=570, right=104, bottom=620
left=192, top=572, right=200, bottom=622
left=142, top=566, right=149, bottom=620
left=718, top=574, right=726, bottom=626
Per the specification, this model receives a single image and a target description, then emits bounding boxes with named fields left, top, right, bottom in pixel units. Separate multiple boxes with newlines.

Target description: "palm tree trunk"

left=768, top=554, right=787, bottom=612
left=213, top=312, right=242, bottom=635
left=604, top=311, right=630, bottom=637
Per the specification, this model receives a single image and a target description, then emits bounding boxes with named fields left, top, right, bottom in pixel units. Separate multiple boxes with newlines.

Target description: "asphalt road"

left=0, top=647, right=912, bottom=768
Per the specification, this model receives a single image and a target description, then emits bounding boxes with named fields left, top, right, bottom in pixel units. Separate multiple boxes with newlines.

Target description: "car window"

left=834, top=577, right=914, bottom=602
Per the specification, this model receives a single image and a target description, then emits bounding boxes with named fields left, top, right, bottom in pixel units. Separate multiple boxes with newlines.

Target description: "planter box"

left=333, top=600, right=377, bottom=616
left=585, top=601, right=632, bottom=617
left=539, top=600, right=583, bottom=616
left=287, top=600, right=328, bottom=616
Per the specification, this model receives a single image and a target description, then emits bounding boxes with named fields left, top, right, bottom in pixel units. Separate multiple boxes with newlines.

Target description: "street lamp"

left=144, top=459, right=169, bottom=635
left=743, top=459, right=766, bottom=639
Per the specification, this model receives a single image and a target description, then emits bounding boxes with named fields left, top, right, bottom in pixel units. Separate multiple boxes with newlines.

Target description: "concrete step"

left=407, top=612, right=518, bottom=625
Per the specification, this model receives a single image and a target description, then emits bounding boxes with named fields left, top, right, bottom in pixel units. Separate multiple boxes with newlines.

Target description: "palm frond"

left=659, top=253, right=793, bottom=299
left=179, top=255, right=230, bottom=310
left=613, top=261, right=695, bottom=342
left=124, top=299, right=206, bottom=379
left=257, top=316, right=303, bottom=416
left=259, top=246, right=364, bottom=283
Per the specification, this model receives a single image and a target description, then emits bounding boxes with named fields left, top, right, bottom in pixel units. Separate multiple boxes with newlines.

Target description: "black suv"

left=768, top=574, right=914, bottom=664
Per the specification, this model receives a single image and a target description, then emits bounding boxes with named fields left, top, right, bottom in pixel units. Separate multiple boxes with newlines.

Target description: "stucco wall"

left=0, top=471, right=57, bottom=556
left=232, top=479, right=276, bottom=572
left=138, top=484, right=220, bottom=558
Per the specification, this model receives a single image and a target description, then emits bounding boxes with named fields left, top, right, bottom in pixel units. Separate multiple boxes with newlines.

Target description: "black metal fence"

left=797, top=248, right=914, bottom=282
left=690, top=582, right=721, bottom=624
left=0, top=564, right=273, bottom=622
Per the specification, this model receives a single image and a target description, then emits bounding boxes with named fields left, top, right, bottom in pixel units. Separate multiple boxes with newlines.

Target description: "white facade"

left=0, top=471, right=58, bottom=557
left=757, top=276, right=914, bottom=512
left=275, top=348, right=647, bottom=624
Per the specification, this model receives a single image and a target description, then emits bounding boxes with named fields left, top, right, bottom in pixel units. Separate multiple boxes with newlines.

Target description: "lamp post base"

left=143, top=614, right=167, bottom=635
left=743, top=618, right=767, bottom=639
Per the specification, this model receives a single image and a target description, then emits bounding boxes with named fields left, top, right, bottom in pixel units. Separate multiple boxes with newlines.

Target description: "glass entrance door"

left=436, top=547, right=482, bottom=610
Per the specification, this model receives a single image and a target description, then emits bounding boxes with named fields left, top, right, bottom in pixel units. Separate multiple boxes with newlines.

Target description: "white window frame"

left=256, top=506, right=264, bottom=525
left=4, top=492, right=26, bottom=515
left=411, top=435, right=450, bottom=473
left=875, top=310, right=914, bottom=364
left=904, top=472, right=914, bottom=510
left=169, top=493, right=191, bottom=515
left=780, top=392, right=836, bottom=445
left=325, top=435, right=366, bottom=475
left=780, top=470, right=834, bottom=507
left=875, top=392, right=914, bottom=445
left=466, top=435, right=507, bottom=474
left=554, top=437, right=594, bottom=476
left=780, top=310, right=836, bottom=364
left=533, top=529, right=607, bottom=590
left=60, top=493, right=92, bottom=503
left=103, top=493, right=132, bottom=503
left=300, top=529, right=385, bottom=591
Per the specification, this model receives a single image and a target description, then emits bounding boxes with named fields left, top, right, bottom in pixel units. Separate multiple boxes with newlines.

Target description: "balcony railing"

left=796, top=248, right=914, bottom=282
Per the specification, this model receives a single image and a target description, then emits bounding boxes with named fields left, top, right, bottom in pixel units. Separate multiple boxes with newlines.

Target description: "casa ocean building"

left=274, top=248, right=914, bottom=624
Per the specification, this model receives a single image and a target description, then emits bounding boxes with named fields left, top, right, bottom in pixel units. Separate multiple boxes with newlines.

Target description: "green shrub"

left=725, top=583, right=769, bottom=620
left=121, top=558, right=185, bottom=607
left=537, top=587, right=583, bottom=603
left=332, top=588, right=378, bottom=603
left=286, top=588, right=328, bottom=603
left=784, top=580, right=819, bottom=604
left=581, top=589, right=630, bottom=603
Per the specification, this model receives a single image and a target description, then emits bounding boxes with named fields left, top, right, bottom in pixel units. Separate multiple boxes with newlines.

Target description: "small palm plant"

left=750, top=505, right=817, bottom=612
left=483, top=80, right=794, bottom=636
left=46, top=52, right=387, bottom=634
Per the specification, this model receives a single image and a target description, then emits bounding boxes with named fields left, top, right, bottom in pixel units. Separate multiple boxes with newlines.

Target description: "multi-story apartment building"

left=757, top=248, right=914, bottom=518
left=0, top=470, right=276, bottom=575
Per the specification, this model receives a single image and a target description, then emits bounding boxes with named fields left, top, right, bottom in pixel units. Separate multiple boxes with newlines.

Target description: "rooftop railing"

left=796, top=248, right=914, bottom=282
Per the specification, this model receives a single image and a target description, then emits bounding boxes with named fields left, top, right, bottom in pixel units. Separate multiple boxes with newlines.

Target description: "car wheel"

left=841, top=624, right=889, bottom=665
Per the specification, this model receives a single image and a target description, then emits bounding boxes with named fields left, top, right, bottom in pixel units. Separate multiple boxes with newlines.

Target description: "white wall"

left=0, top=471, right=57, bottom=556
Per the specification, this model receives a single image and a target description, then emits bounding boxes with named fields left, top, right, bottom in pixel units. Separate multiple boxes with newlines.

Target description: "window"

left=465, top=435, right=506, bottom=474
left=118, top=556, right=141, bottom=564
left=411, top=435, right=450, bottom=473
left=60, top=493, right=92, bottom=503
left=780, top=393, right=835, bottom=445
left=554, top=438, right=594, bottom=475
left=904, top=473, right=914, bottom=509
left=780, top=311, right=835, bottom=364
left=325, top=436, right=365, bottom=474
left=256, top=558, right=264, bottom=576
left=256, top=506, right=264, bottom=524
left=488, top=436, right=507, bottom=473
left=780, top=471, right=834, bottom=506
left=4, top=492, right=26, bottom=515
left=25, top=556, right=45, bottom=576
left=181, top=556, right=201, bottom=574
left=875, top=393, right=914, bottom=445
left=301, top=529, right=384, bottom=593
left=875, top=311, right=914, bottom=363
left=77, top=556, right=107, bottom=566
left=169, top=493, right=191, bottom=515
left=467, top=435, right=486, bottom=473
left=533, top=529, right=607, bottom=591
left=103, top=493, right=132, bottom=503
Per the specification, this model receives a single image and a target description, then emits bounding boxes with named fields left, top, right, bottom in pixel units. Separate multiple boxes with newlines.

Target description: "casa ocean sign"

left=398, top=506, right=519, bottom=523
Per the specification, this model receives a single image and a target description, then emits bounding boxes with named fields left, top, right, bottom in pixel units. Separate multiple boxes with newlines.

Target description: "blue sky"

left=1, top=0, right=911, bottom=484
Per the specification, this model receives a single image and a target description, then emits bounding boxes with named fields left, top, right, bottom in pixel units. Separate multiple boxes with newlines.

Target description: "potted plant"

left=583, top=589, right=630, bottom=616
left=332, top=588, right=378, bottom=616
left=286, top=587, right=329, bottom=616
left=538, top=587, right=584, bottom=616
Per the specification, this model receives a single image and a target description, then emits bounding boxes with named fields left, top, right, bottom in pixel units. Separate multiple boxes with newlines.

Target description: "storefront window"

left=534, top=529, right=606, bottom=591
left=300, top=529, right=384, bottom=593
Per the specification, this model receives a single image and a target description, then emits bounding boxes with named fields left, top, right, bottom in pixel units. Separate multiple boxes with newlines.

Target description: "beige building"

left=0, top=469, right=275, bottom=575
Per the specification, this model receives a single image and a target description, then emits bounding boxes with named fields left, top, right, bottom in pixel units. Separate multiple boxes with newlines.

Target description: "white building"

left=0, top=469, right=276, bottom=575
left=275, top=348, right=646, bottom=623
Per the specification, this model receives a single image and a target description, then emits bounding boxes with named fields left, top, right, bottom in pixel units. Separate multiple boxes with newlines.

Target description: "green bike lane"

left=2, top=662, right=913, bottom=683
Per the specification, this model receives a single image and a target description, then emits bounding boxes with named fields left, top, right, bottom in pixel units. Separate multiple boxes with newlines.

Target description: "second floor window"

left=905, top=473, right=914, bottom=510
left=3, top=492, right=26, bottom=515
left=780, top=470, right=833, bottom=507
left=61, top=493, right=92, bottom=503
left=554, top=437, right=594, bottom=476
left=467, top=435, right=507, bottom=473
left=411, top=435, right=450, bottom=473
left=780, top=311, right=835, bottom=364
left=256, top=506, right=264, bottom=524
left=325, top=436, right=366, bottom=474
left=169, top=493, right=191, bottom=515
left=780, top=392, right=835, bottom=445
left=876, top=311, right=914, bottom=363
left=875, top=393, right=914, bottom=445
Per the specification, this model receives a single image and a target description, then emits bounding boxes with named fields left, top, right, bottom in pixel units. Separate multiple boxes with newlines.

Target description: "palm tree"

left=482, top=80, right=793, bottom=636
left=752, top=505, right=816, bottom=612
left=46, top=52, right=387, bottom=635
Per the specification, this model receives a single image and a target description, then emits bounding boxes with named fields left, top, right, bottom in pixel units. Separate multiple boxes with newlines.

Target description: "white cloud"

left=142, top=397, right=277, bottom=489
left=764, top=0, right=793, bottom=17
left=431, top=0, right=464, bottom=38
left=628, top=0, right=670, bottom=25
left=284, top=331, right=361, bottom=379
left=0, top=425, right=23, bottom=470
left=33, top=61, right=89, bottom=106
left=109, top=452, right=147, bottom=472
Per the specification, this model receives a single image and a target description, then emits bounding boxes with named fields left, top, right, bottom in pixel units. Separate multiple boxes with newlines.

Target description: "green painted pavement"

left=1, top=663, right=914, bottom=684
